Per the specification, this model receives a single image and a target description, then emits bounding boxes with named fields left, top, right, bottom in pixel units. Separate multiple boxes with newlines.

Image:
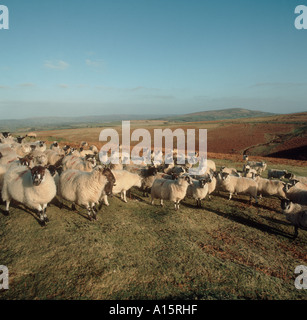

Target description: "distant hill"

left=161, top=108, right=275, bottom=122
left=0, top=108, right=275, bottom=132
left=0, top=114, right=173, bottom=132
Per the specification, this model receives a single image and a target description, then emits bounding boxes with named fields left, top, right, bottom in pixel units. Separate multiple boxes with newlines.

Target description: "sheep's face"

left=281, top=199, right=291, bottom=210
left=31, top=166, right=46, bottom=186
left=102, top=168, right=116, bottom=196
left=47, top=165, right=57, bottom=177
left=19, top=155, right=33, bottom=167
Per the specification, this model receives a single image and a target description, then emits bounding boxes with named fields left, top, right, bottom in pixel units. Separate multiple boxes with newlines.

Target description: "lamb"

left=284, top=182, right=307, bottom=206
left=1, top=165, right=56, bottom=225
left=254, top=175, right=287, bottom=199
left=59, top=166, right=115, bottom=220
left=268, top=169, right=288, bottom=180
left=79, top=147, right=96, bottom=158
left=186, top=177, right=210, bottom=207
left=100, top=169, right=142, bottom=206
left=281, top=199, right=307, bottom=238
left=218, top=172, right=258, bottom=203
left=151, top=175, right=192, bottom=210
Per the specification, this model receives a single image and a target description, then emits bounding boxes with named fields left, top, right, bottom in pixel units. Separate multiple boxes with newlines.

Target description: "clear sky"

left=0, top=0, right=306, bottom=119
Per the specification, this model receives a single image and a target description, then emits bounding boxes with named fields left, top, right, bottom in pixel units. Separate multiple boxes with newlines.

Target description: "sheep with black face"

left=1, top=165, right=56, bottom=225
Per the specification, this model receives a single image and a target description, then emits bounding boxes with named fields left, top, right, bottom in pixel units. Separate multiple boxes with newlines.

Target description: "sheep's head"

left=31, top=166, right=46, bottom=186
left=284, top=172, right=294, bottom=179
left=19, top=155, right=33, bottom=167
left=281, top=199, right=291, bottom=211
left=102, top=167, right=116, bottom=196
left=47, top=165, right=57, bottom=177
left=221, top=172, right=230, bottom=181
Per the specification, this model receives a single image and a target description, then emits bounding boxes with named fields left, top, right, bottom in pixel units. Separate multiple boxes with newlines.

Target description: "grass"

left=1, top=160, right=306, bottom=300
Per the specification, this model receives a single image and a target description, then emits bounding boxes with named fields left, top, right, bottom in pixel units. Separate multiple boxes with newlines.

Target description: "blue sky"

left=0, top=0, right=306, bottom=119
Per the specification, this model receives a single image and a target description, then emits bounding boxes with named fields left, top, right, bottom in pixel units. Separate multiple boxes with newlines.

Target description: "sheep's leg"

left=103, top=195, right=109, bottom=206
left=91, top=203, right=98, bottom=220
left=42, top=204, right=49, bottom=222
left=294, top=226, right=298, bottom=239
left=160, top=199, right=164, bottom=207
left=71, top=203, right=77, bottom=211
left=122, top=190, right=127, bottom=203
left=151, top=197, right=155, bottom=205
left=228, top=193, right=232, bottom=200
left=4, top=200, right=10, bottom=215
left=86, top=204, right=93, bottom=221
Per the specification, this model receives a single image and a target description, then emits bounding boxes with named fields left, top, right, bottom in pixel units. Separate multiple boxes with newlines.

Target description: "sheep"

left=59, top=166, right=115, bottom=220
left=284, top=182, right=307, bottom=206
left=140, top=166, right=158, bottom=197
left=246, top=161, right=267, bottom=175
left=218, top=172, right=258, bottom=204
left=165, top=165, right=186, bottom=176
left=268, top=169, right=288, bottom=180
left=243, top=167, right=257, bottom=178
left=188, top=157, right=216, bottom=176
left=291, top=175, right=307, bottom=185
left=0, top=149, right=19, bottom=166
left=26, top=132, right=37, bottom=138
left=62, top=154, right=96, bottom=172
left=151, top=175, right=192, bottom=210
left=220, top=166, right=240, bottom=177
left=89, top=145, right=99, bottom=154
left=254, top=175, right=287, bottom=199
left=186, top=177, right=211, bottom=207
left=79, top=147, right=96, bottom=158
left=281, top=199, right=307, bottom=238
left=45, top=149, right=65, bottom=166
left=30, top=141, right=47, bottom=153
left=100, top=169, right=142, bottom=206
left=12, top=143, right=32, bottom=157
left=1, top=165, right=56, bottom=225
left=30, top=150, right=48, bottom=167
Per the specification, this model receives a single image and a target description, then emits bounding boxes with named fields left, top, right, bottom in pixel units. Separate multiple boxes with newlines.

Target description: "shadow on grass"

left=204, top=204, right=294, bottom=240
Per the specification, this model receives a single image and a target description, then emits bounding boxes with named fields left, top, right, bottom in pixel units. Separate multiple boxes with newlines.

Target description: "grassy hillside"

left=162, top=108, right=275, bottom=122
left=1, top=160, right=306, bottom=300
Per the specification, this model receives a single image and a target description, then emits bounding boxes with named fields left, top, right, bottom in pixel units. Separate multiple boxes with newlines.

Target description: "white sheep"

left=186, top=177, right=210, bottom=207
left=59, top=166, right=115, bottom=220
left=218, top=172, right=258, bottom=203
left=1, top=165, right=56, bottom=225
left=100, top=169, right=142, bottom=206
left=281, top=199, right=307, bottom=238
left=284, top=182, right=307, bottom=205
left=151, top=175, right=192, bottom=210
left=220, top=166, right=240, bottom=177
left=45, top=149, right=65, bottom=166
left=62, top=154, right=96, bottom=172
left=254, top=175, right=287, bottom=199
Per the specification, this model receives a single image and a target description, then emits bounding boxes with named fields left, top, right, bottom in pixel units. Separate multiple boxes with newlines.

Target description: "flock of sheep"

left=0, top=131, right=306, bottom=238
